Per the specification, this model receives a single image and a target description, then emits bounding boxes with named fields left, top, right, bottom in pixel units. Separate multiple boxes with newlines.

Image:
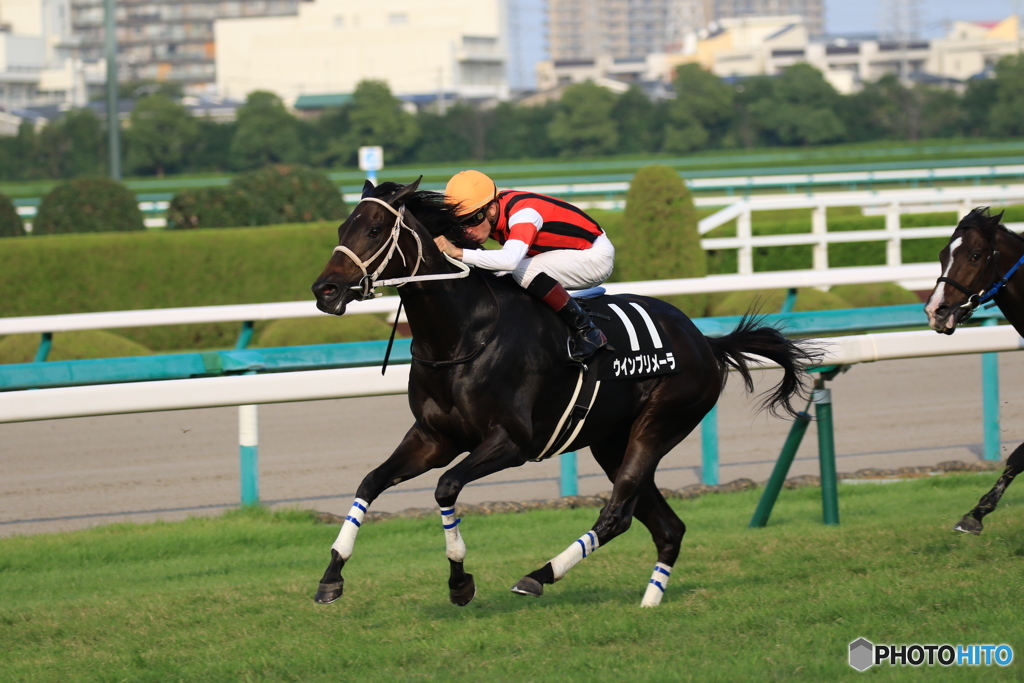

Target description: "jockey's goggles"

left=458, top=209, right=488, bottom=227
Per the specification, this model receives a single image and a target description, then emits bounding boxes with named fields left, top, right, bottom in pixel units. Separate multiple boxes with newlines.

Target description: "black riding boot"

left=526, top=273, right=608, bottom=363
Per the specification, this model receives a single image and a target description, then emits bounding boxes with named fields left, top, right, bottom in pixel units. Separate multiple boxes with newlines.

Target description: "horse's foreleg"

left=433, top=425, right=526, bottom=606
left=314, top=424, right=458, bottom=604
left=955, top=442, right=1024, bottom=535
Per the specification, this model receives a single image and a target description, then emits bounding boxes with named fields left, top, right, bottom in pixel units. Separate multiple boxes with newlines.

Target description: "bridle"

left=936, top=233, right=1024, bottom=319
left=332, top=196, right=470, bottom=300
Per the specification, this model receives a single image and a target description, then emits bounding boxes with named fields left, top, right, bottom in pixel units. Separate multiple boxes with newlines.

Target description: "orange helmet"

left=444, top=170, right=498, bottom=217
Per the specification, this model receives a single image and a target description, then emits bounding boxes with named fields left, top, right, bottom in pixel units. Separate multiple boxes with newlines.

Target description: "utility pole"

left=104, top=0, right=121, bottom=180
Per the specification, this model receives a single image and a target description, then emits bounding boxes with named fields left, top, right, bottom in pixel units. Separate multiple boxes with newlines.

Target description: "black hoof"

left=449, top=574, right=476, bottom=606
left=954, top=515, right=983, bottom=536
left=510, top=576, right=543, bottom=597
left=314, top=580, right=344, bottom=604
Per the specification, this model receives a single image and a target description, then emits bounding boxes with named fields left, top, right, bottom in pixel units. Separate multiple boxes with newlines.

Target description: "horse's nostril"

left=314, top=282, right=339, bottom=300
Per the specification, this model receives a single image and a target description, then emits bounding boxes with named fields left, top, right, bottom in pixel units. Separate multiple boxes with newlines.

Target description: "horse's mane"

left=961, top=206, right=1024, bottom=245
left=370, top=181, right=479, bottom=249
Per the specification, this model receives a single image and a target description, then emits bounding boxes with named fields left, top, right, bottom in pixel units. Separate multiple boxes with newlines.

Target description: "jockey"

left=433, top=170, right=615, bottom=362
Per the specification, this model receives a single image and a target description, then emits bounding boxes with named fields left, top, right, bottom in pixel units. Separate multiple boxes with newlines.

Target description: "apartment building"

left=70, top=0, right=300, bottom=88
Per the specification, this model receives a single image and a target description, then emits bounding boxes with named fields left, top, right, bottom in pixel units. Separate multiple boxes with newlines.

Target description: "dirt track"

left=2, top=352, right=1022, bottom=538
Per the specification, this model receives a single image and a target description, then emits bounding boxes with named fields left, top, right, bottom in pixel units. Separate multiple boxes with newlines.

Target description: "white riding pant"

left=511, top=234, right=615, bottom=290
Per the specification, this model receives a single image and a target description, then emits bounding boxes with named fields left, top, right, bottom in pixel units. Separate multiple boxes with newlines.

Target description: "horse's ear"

left=990, top=210, right=1005, bottom=226
left=387, top=176, right=423, bottom=207
left=361, top=179, right=375, bottom=199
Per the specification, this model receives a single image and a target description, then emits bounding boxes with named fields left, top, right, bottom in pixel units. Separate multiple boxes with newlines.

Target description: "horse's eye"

left=369, top=226, right=382, bottom=238
left=970, top=253, right=981, bottom=262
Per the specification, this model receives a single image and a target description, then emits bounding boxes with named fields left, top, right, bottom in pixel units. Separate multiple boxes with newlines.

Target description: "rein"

left=333, top=196, right=470, bottom=300
left=411, top=273, right=501, bottom=368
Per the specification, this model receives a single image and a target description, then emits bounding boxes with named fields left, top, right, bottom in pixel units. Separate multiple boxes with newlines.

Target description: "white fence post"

left=812, top=205, right=828, bottom=271
left=737, top=205, right=753, bottom=275
left=885, top=202, right=902, bottom=267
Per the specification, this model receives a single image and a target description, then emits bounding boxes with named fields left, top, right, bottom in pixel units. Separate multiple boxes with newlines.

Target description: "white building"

left=215, top=0, right=512, bottom=104
left=0, top=0, right=92, bottom=114
left=537, top=15, right=1023, bottom=96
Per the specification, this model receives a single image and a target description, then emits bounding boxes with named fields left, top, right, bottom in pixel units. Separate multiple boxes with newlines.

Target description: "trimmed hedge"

left=620, top=165, right=706, bottom=315
left=0, top=221, right=340, bottom=351
left=166, top=165, right=348, bottom=229
left=33, top=178, right=144, bottom=234
left=164, top=186, right=253, bottom=230
left=0, top=193, right=24, bottom=237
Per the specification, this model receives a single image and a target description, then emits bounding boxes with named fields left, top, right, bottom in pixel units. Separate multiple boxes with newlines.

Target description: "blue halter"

left=939, top=250, right=1024, bottom=315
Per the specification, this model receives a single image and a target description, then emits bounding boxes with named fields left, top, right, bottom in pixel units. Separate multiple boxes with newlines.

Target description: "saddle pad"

left=584, top=296, right=681, bottom=381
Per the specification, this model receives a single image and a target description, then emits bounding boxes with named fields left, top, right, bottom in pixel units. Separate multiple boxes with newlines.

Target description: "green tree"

left=612, top=86, right=661, bottom=154
left=484, top=100, right=558, bottom=160
left=664, top=64, right=735, bottom=153
left=305, top=105, right=350, bottom=168
left=621, top=165, right=706, bottom=315
left=988, top=55, right=1024, bottom=137
left=124, top=95, right=198, bottom=177
left=410, top=103, right=484, bottom=163
left=747, top=64, right=846, bottom=146
left=35, top=109, right=105, bottom=179
left=229, top=91, right=304, bottom=170
left=185, top=118, right=236, bottom=173
left=548, top=81, right=619, bottom=157
left=962, top=76, right=999, bottom=137
left=339, top=80, right=419, bottom=165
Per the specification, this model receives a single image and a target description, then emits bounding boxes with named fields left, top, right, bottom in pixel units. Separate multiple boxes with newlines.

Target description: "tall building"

left=548, top=0, right=707, bottom=61
left=215, top=0, right=509, bottom=102
left=711, top=0, right=824, bottom=37
left=69, top=0, right=301, bottom=88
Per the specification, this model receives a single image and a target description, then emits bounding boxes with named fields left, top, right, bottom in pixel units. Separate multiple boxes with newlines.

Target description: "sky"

left=825, top=0, right=1021, bottom=37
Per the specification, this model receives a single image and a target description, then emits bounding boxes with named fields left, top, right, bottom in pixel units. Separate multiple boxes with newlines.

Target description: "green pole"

left=701, top=404, right=719, bottom=486
left=560, top=451, right=578, bottom=497
left=815, top=384, right=840, bottom=525
left=33, top=332, right=53, bottom=363
left=234, top=321, right=255, bottom=350
left=982, top=318, right=1001, bottom=461
left=780, top=288, right=798, bottom=314
left=104, top=0, right=121, bottom=180
left=749, top=407, right=812, bottom=528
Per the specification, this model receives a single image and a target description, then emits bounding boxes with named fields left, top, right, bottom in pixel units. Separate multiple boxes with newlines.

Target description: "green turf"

left=1, top=474, right=1021, bottom=681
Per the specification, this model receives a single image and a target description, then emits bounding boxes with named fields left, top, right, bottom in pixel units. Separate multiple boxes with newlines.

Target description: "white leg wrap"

left=640, top=562, right=672, bottom=608
left=440, top=506, right=466, bottom=562
left=550, top=531, right=599, bottom=581
left=330, top=498, right=368, bottom=561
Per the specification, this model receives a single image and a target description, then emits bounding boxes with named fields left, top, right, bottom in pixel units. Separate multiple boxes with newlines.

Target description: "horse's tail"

left=706, top=314, right=820, bottom=418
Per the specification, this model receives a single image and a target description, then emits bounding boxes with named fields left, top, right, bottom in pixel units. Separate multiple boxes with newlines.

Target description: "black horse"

left=310, top=179, right=816, bottom=606
left=925, top=207, right=1024, bottom=534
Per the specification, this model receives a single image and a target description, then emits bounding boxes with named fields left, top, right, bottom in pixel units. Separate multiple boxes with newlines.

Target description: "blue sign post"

left=358, top=146, right=384, bottom=184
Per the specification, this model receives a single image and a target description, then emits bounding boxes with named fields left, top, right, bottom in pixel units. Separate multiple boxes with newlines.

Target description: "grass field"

left=1, top=474, right=1022, bottom=681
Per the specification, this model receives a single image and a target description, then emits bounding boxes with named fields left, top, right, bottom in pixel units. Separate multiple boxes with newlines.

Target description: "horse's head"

left=925, top=207, right=1004, bottom=334
left=312, top=178, right=430, bottom=315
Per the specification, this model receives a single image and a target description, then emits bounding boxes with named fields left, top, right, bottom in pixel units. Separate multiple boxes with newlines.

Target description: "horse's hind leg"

left=512, top=402, right=707, bottom=604
left=314, top=423, right=458, bottom=604
left=632, top=483, right=685, bottom=607
left=955, top=441, right=1024, bottom=535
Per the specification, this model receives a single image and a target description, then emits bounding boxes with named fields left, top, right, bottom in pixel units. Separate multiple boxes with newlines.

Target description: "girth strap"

left=533, top=365, right=601, bottom=462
